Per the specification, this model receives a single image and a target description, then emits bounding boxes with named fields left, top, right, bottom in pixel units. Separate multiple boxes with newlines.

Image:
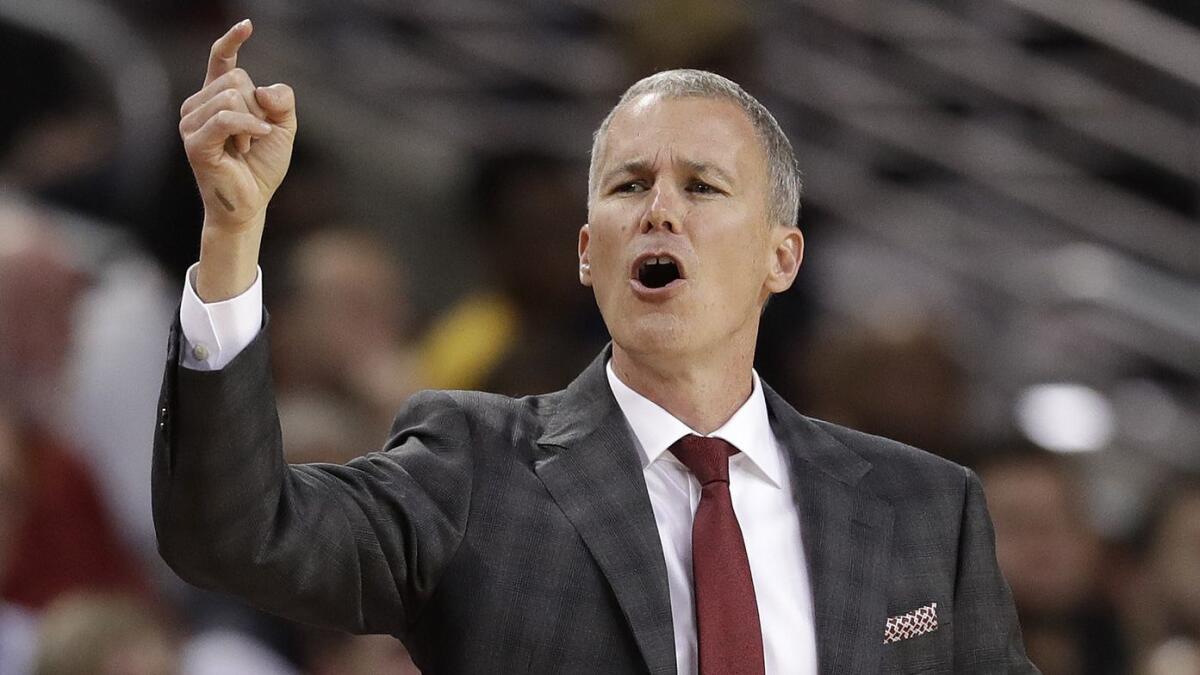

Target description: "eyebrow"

left=601, top=158, right=736, bottom=187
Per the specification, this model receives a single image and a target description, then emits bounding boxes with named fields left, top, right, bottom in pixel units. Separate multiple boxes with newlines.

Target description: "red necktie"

left=670, top=434, right=766, bottom=675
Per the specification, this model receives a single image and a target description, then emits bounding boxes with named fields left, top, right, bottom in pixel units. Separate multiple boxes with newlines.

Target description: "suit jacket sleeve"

left=152, top=315, right=473, bottom=636
left=953, top=467, right=1039, bottom=673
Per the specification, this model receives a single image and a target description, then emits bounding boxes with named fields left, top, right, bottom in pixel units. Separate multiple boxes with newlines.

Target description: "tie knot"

left=669, top=434, right=738, bottom=485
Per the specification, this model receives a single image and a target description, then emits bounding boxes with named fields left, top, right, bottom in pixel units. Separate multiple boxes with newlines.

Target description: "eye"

left=687, top=181, right=719, bottom=194
left=613, top=180, right=647, bottom=194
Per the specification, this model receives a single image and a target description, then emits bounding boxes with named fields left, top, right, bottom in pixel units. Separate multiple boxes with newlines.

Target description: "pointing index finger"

left=204, top=19, right=253, bottom=87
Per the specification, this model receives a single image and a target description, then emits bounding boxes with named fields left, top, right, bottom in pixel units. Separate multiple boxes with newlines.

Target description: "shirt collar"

left=605, top=360, right=784, bottom=488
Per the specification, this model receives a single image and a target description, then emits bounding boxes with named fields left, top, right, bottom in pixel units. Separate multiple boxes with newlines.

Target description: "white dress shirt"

left=179, top=264, right=263, bottom=371
left=178, top=268, right=819, bottom=674
left=605, top=364, right=818, bottom=675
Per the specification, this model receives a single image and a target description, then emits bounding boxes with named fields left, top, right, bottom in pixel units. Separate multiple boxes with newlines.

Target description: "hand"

left=180, top=19, right=297, bottom=234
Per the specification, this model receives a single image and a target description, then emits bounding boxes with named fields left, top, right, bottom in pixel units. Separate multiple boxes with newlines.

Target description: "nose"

left=641, top=183, right=684, bottom=234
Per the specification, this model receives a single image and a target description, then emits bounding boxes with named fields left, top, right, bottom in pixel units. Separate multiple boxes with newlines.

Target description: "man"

left=154, top=19, right=1037, bottom=674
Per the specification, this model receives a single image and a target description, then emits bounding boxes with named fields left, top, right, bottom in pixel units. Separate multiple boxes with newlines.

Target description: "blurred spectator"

left=179, top=626, right=300, bottom=675
left=278, top=392, right=377, bottom=466
left=0, top=192, right=178, bottom=576
left=0, top=201, right=89, bottom=426
left=33, top=593, right=177, bottom=675
left=271, top=226, right=424, bottom=443
left=977, top=446, right=1129, bottom=675
left=1140, top=637, right=1200, bottom=675
left=59, top=220, right=177, bottom=568
left=792, top=318, right=971, bottom=461
left=0, top=201, right=149, bottom=609
left=300, top=628, right=420, bottom=675
left=1133, top=478, right=1200, bottom=673
left=0, top=405, right=37, bottom=675
left=618, top=0, right=759, bottom=85
left=0, top=423, right=149, bottom=609
left=33, top=592, right=305, bottom=675
left=0, top=23, right=117, bottom=224
left=420, top=151, right=605, bottom=396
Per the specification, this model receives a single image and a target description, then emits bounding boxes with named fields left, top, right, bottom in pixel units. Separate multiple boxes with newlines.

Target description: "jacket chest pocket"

left=879, top=622, right=952, bottom=674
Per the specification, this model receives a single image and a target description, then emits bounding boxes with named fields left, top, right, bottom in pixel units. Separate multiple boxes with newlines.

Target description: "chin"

left=610, top=310, right=693, bottom=357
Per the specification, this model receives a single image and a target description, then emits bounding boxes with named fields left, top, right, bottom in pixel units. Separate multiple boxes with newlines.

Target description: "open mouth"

left=636, top=256, right=683, bottom=289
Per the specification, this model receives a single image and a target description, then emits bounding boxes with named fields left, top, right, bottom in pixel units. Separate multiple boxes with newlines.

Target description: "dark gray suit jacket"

left=153, top=317, right=1037, bottom=674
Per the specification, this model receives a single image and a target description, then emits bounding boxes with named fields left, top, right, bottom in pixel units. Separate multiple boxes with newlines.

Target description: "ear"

left=764, top=227, right=803, bottom=294
left=578, top=223, right=593, bottom=287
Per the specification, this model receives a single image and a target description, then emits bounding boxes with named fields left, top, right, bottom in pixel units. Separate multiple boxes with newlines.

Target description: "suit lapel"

left=532, top=354, right=893, bottom=674
left=535, top=349, right=677, bottom=675
left=764, top=384, right=894, bottom=675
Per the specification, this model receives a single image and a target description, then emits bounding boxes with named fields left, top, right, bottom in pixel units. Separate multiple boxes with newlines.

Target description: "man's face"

left=983, top=462, right=1099, bottom=614
left=580, top=94, right=801, bottom=360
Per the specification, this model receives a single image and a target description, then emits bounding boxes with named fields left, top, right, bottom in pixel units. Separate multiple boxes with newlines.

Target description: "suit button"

left=158, top=406, right=169, bottom=430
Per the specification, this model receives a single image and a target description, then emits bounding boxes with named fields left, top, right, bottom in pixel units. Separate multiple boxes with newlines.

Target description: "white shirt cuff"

left=178, top=263, right=263, bottom=371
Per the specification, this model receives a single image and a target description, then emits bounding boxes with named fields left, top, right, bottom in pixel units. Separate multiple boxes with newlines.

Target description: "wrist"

left=196, top=216, right=265, bottom=302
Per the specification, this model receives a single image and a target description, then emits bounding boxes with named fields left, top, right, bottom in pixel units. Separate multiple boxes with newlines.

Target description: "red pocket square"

left=883, top=602, right=939, bottom=644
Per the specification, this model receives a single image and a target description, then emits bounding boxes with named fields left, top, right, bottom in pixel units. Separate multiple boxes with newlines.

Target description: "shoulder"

left=388, top=387, right=562, bottom=450
left=806, top=417, right=971, bottom=501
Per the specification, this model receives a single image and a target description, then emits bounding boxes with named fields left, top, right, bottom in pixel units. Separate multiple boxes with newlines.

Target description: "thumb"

left=254, top=83, right=296, bottom=132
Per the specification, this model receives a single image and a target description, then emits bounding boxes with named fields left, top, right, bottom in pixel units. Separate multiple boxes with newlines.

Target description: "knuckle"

left=180, top=91, right=202, bottom=117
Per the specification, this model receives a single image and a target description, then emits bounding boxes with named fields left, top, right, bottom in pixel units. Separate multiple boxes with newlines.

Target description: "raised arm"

left=155, top=23, right=473, bottom=638
left=153, top=333, right=473, bottom=635
left=179, top=19, right=296, bottom=302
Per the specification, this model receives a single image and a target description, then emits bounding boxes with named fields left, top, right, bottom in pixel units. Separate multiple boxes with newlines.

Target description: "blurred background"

left=1, top=0, right=1199, bottom=673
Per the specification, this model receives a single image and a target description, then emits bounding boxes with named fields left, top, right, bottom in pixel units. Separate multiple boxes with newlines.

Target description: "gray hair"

left=588, top=69, right=802, bottom=228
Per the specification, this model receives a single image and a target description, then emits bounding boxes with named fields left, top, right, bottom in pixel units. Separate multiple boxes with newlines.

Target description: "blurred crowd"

left=2, top=1, right=1199, bottom=674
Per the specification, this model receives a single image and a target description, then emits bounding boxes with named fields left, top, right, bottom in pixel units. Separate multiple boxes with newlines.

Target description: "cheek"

left=586, top=224, right=626, bottom=282
left=711, top=238, right=769, bottom=297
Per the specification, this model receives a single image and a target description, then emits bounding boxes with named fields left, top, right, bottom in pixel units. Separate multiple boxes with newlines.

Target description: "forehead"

left=600, top=94, right=765, bottom=176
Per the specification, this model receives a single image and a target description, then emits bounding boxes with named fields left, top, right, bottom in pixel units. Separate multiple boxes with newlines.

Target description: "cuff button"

left=192, top=343, right=210, bottom=361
